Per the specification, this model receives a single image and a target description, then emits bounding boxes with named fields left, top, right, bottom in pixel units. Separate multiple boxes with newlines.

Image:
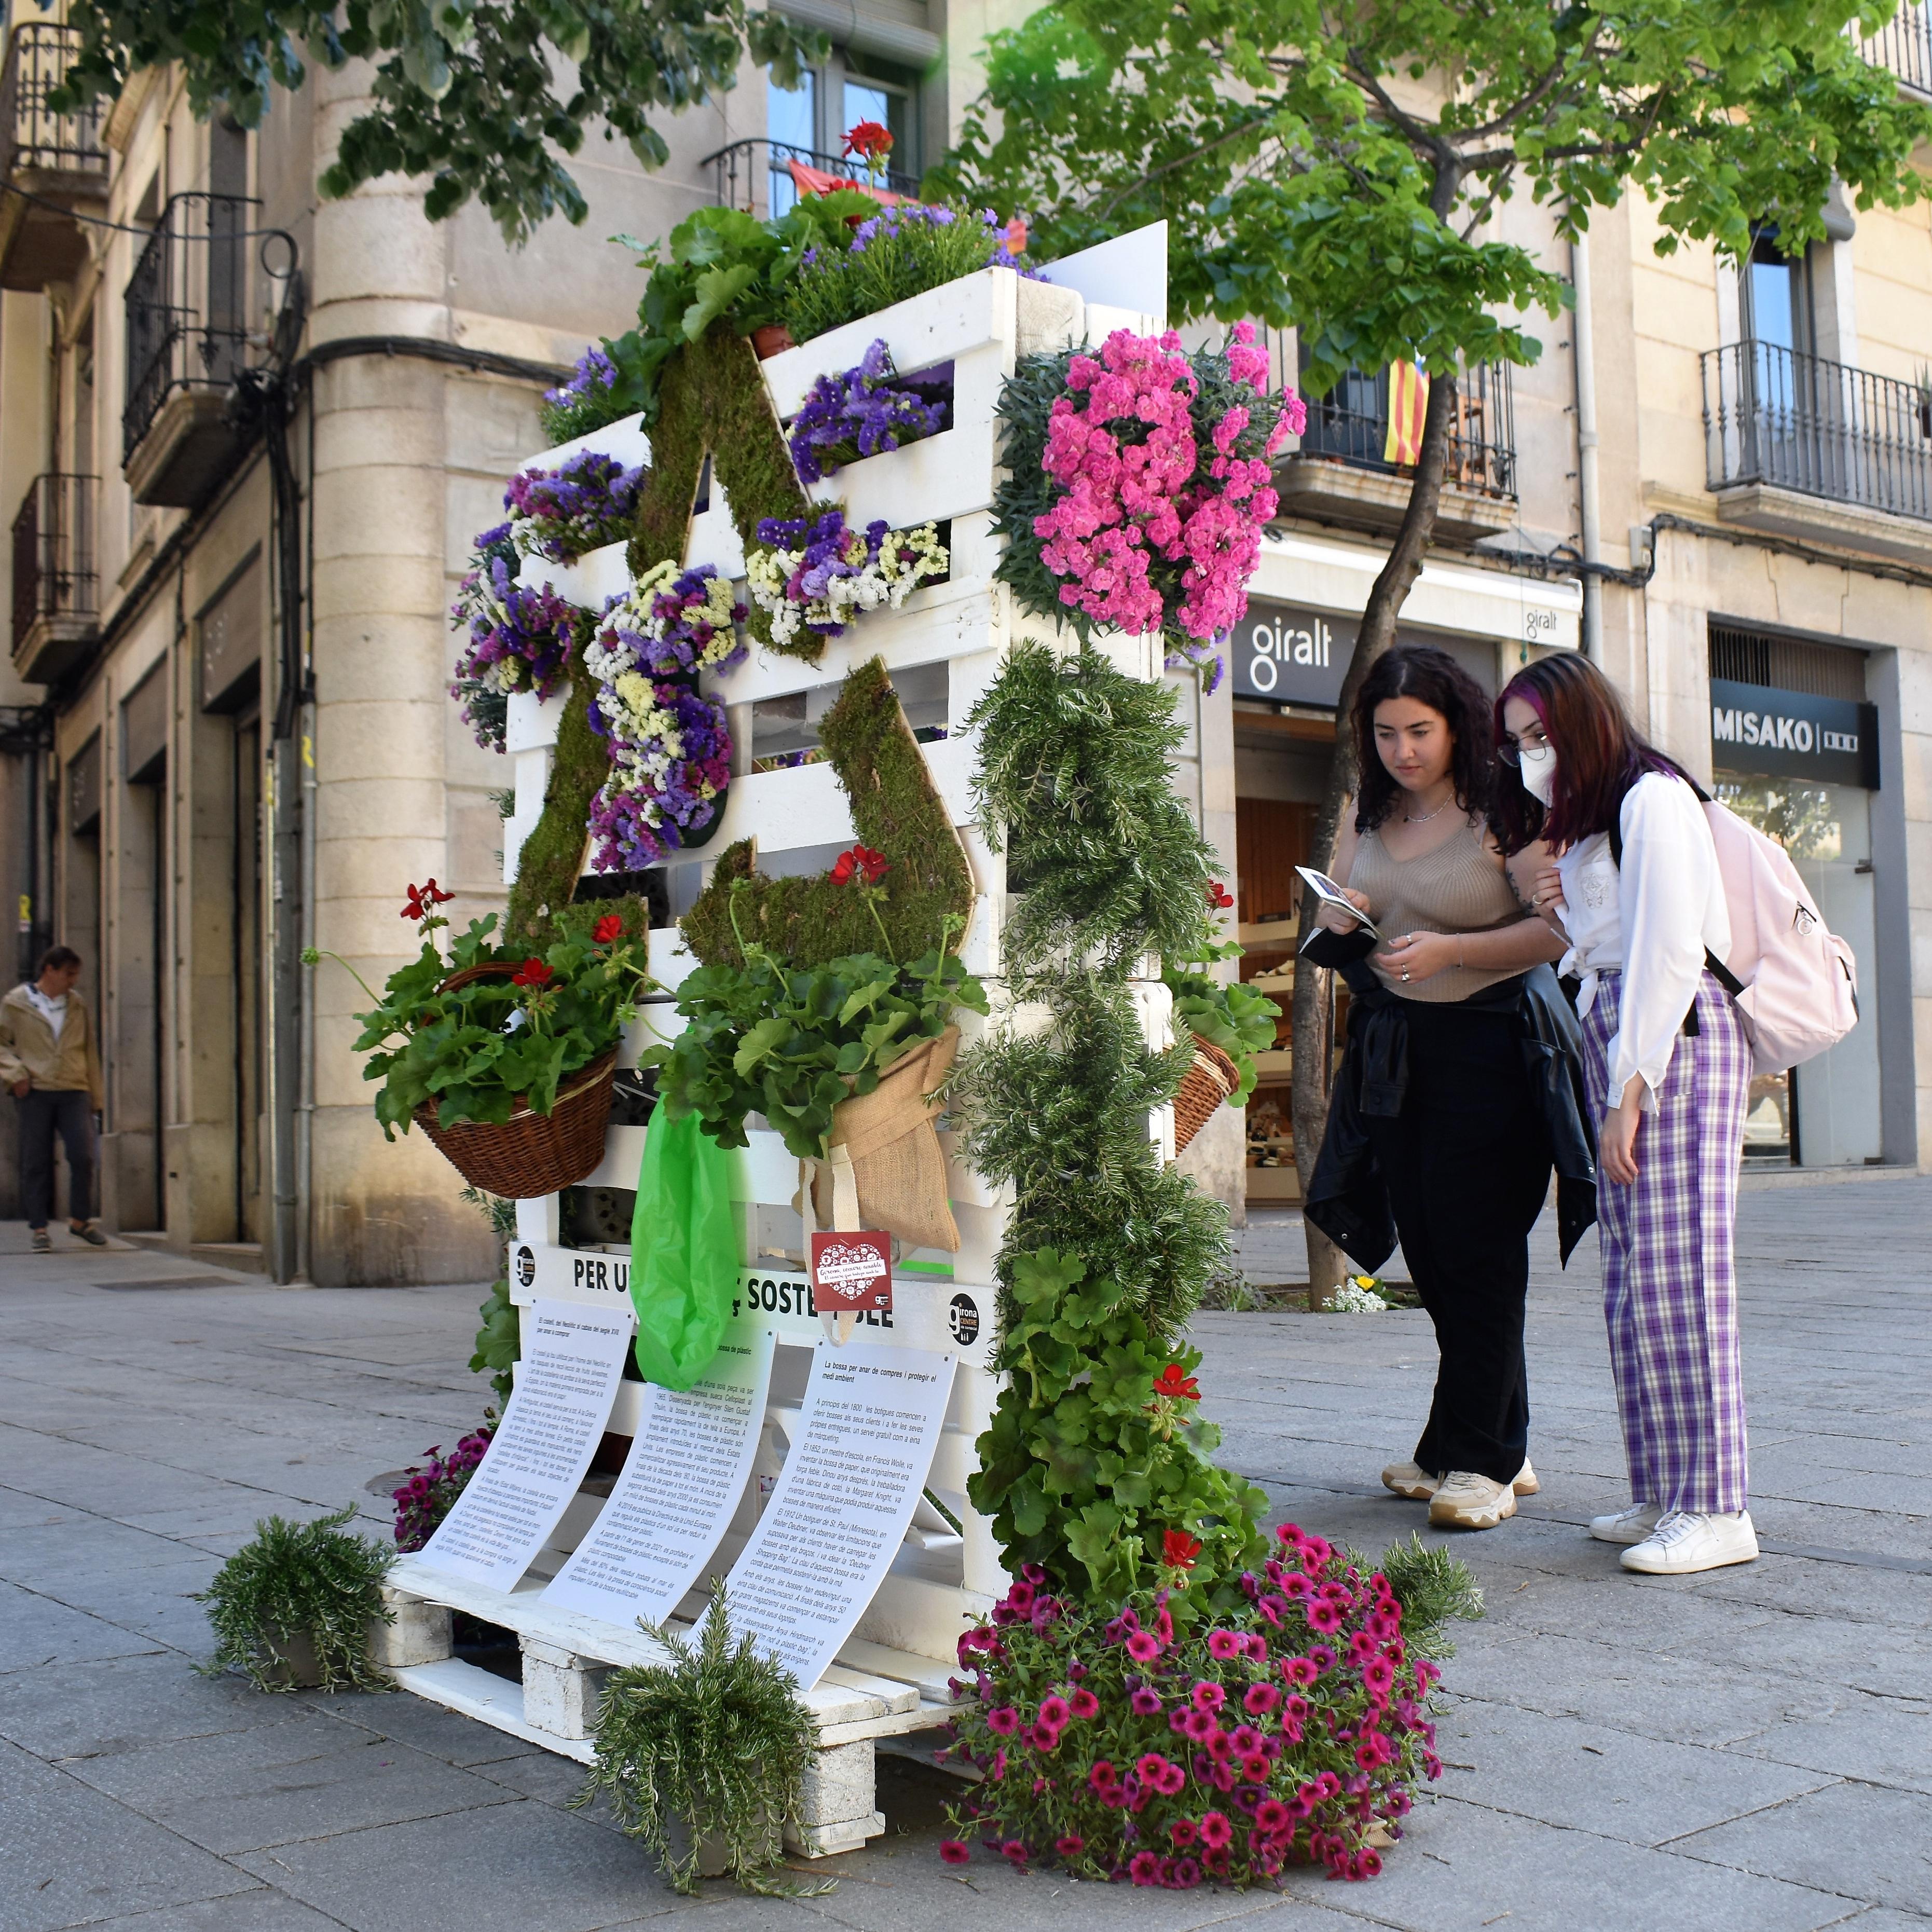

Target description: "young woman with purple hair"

left=1496, top=653, right=1758, bottom=1577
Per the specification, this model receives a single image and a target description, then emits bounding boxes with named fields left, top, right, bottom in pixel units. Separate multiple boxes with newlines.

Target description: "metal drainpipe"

left=1571, top=229, right=1604, bottom=662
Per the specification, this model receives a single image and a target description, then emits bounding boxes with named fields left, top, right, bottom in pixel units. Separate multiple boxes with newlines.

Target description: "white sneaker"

left=1382, top=1460, right=1440, bottom=1501
left=1620, top=1510, right=1759, bottom=1575
left=1590, top=1502, right=1664, bottom=1545
left=1429, top=1471, right=1516, bottom=1530
left=1513, top=1459, right=1540, bottom=1497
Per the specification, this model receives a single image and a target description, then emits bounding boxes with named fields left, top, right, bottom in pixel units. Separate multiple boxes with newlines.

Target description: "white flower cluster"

left=1330, top=1279, right=1389, bottom=1315
left=598, top=673, right=687, bottom=815
left=582, top=560, right=743, bottom=688
left=745, top=521, right=949, bottom=650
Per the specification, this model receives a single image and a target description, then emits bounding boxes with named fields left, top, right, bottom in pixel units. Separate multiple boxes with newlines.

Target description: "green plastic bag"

left=628, top=1107, right=737, bottom=1390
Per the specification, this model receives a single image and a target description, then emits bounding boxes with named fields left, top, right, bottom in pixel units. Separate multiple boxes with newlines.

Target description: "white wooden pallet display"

left=396, top=234, right=1181, bottom=1851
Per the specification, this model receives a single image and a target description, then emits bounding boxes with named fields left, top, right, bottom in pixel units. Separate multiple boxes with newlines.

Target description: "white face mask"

left=1517, top=743, right=1558, bottom=807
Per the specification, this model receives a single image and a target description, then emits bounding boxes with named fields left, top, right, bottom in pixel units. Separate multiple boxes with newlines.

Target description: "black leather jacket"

left=1300, top=930, right=1598, bottom=1271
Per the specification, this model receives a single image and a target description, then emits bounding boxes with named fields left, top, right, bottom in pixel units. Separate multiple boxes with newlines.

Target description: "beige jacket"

left=0, top=982, right=104, bottom=1109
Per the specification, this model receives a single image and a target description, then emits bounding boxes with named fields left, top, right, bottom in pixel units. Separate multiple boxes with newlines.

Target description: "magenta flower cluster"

left=504, top=450, right=643, bottom=564
left=391, top=1423, right=495, bottom=1550
left=1026, top=323, right=1305, bottom=668
left=786, top=338, right=950, bottom=484
left=938, top=1526, right=1439, bottom=1889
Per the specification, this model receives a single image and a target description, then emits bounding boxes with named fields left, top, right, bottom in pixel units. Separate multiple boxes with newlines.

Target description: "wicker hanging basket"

left=1172, top=1032, right=1243, bottom=1157
left=411, top=963, right=619, bottom=1198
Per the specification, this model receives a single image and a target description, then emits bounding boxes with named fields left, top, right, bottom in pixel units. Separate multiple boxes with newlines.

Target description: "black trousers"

left=18, top=1088, right=95, bottom=1227
left=1361, top=998, right=1552, bottom=1486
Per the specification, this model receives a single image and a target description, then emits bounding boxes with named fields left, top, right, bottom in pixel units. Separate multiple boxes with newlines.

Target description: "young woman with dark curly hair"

left=1303, top=645, right=1597, bottom=1531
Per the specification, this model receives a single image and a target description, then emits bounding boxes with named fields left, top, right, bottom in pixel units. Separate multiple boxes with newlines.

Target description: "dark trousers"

left=1362, top=999, right=1552, bottom=1486
left=18, top=1088, right=95, bottom=1228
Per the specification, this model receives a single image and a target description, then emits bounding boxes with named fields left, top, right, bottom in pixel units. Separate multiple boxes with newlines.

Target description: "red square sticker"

left=810, top=1231, right=893, bottom=1312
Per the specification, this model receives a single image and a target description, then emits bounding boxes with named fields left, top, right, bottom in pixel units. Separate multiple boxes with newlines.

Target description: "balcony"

left=1860, top=1, right=1932, bottom=95
left=1272, top=360, right=1518, bottom=542
left=705, top=137, right=919, bottom=219
left=0, top=24, right=108, bottom=290
left=123, top=191, right=257, bottom=506
left=1701, top=340, right=1932, bottom=561
left=11, top=473, right=98, bottom=684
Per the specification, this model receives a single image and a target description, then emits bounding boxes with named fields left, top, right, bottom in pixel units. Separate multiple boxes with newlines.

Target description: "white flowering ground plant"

left=745, top=508, right=948, bottom=651
left=939, top=1524, right=1472, bottom=1889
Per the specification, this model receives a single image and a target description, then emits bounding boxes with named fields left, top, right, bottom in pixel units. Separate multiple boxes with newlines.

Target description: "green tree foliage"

left=49, top=0, right=826, bottom=243
left=933, top=1, right=1932, bottom=1286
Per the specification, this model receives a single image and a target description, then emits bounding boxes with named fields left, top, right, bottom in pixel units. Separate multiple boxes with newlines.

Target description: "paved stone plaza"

left=2, top=1174, right=1928, bottom=1931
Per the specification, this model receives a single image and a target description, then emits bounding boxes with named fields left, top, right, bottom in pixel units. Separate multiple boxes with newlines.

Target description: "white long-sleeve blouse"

left=1554, top=771, right=1731, bottom=1112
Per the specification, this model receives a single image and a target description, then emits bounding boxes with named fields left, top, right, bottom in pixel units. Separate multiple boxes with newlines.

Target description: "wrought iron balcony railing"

left=0, top=23, right=105, bottom=180
left=1702, top=339, right=1932, bottom=523
left=1860, top=1, right=1932, bottom=95
left=1295, top=359, right=1517, bottom=498
left=123, top=191, right=257, bottom=463
left=705, top=136, right=919, bottom=218
left=11, top=473, right=97, bottom=654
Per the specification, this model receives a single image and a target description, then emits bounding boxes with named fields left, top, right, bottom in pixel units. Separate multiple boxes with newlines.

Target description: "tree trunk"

left=1291, top=368, right=1461, bottom=1306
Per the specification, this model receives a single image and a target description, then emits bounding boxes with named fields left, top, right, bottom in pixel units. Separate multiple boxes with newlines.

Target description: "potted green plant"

left=196, top=1505, right=396, bottom=1693
left=306, top=884, right=654, bottom=1198
left=573, top=1582, right=823, bottom=1894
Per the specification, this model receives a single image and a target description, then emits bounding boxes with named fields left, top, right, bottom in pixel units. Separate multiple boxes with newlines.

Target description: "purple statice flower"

left=587, top=677, right=733, bottom=870
left=505, top=450, right=642, bottom=564
left=544, top=342, right=617, bottom=412
left=448, top=522, right=593, bottom=750
left=787, top=338, right=950, bottom=483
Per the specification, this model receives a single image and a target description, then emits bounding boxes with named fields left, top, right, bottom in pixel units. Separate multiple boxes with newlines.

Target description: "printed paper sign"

left=719, top=1339, right=955, bottom=1689
left=810, top=1231, right=893, bottom=1312
left=413, top=1299, right=631, bottom=1591
left=541, top=1328, right=777, bottom=1628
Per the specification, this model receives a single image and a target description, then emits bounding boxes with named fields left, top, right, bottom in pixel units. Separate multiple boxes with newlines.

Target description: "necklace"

left=1403, top=793, right=1456, bottom=824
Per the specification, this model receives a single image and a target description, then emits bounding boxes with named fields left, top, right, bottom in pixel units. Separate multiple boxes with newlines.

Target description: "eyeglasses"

left=1497, top=725, right=1551, bottom=767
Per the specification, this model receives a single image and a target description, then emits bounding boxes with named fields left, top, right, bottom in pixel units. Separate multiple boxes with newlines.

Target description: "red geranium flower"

left=1206, top=880, right=1235, bottom=910
left=842, top=119, right=894, bottom=162
left=401, top=878, right=455, bottom=921
left=593, top=913, right=623, bottom=943
left=1162, top=1529, right=1203, bottom=1570
left=511, top=957, right=553, bottom=988
left=830, top=842, right=889, bottom=886
left=1153, top=1362, right=1201, bottom=1401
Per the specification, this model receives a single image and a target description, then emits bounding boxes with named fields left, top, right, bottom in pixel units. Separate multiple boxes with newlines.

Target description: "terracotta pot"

left=751, top=324, right=795, bottom=360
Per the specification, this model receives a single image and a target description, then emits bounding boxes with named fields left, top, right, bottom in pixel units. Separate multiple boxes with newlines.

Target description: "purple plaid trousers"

left=1581, top=971, right=1752, bottom=1514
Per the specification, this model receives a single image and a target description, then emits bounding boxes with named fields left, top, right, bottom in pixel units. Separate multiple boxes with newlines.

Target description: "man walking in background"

left=0, top=947, right=106, bottom=1253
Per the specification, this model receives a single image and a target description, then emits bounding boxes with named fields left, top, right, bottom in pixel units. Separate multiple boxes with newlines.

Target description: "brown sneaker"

left=70, top=1220, right=108, bottom=1248
left=1429, top=1471, right=1517, bottom=1530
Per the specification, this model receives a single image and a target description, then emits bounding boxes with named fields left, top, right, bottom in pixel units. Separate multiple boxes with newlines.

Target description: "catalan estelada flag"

left=1384, top=360, right=1431, bottom=466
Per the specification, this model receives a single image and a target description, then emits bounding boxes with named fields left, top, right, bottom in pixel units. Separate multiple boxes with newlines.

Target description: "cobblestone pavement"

left=2, top=1174, right=1927, bottom=1931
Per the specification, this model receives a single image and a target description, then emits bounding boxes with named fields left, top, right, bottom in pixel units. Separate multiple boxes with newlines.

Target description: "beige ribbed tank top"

left=1347, top=819, right=1526, bottom=1003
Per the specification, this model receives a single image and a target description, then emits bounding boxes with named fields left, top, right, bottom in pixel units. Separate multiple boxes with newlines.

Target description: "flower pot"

left=751, top=324, right=795, bottom=360
left=1172, top=1033, right=1242, bottom=1156
left=259, top=1629, right=324, bottom=1689
left=413, top=967, right=618, bottom=1196
left=663, top=1807, right=777, bottom=1880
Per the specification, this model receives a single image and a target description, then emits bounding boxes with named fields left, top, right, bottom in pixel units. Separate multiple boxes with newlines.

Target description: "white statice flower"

left=1331, top=1280, right=1389, bottom=1314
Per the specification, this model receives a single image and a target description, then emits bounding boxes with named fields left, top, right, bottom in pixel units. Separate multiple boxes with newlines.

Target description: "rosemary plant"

left=196, top=1505, right=395, bottom=1693
left=575, top=1583, right=823, bottom=1895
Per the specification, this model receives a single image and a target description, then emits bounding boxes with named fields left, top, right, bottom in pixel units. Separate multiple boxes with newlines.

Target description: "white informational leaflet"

left=541, top=1327, right=778, bottom=1626
left=721, top=1339, right=955, bottom=1688
left=414, top=1299, right=632, bottom=1591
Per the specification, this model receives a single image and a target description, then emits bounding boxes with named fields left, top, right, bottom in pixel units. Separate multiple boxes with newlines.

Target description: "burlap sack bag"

left=808, top=1025, right=962, bottom=1253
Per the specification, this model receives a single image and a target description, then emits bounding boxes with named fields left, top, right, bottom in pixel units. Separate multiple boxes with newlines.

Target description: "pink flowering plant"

left=391, top=1421, right=496, bottom=1550
left=992, top=324, right=1306, bottom=687
left=938, top=1526, right=1479, bottom=1888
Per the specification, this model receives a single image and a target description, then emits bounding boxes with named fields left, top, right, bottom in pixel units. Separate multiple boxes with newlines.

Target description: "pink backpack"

left=1697, top=799, right=1859, bottom=1075
left=1612, top=784, right=1858, bottom=1075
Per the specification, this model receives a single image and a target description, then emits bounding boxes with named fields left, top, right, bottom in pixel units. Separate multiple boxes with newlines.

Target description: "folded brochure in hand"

left=1295, top=865, right=1383, bottom=943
